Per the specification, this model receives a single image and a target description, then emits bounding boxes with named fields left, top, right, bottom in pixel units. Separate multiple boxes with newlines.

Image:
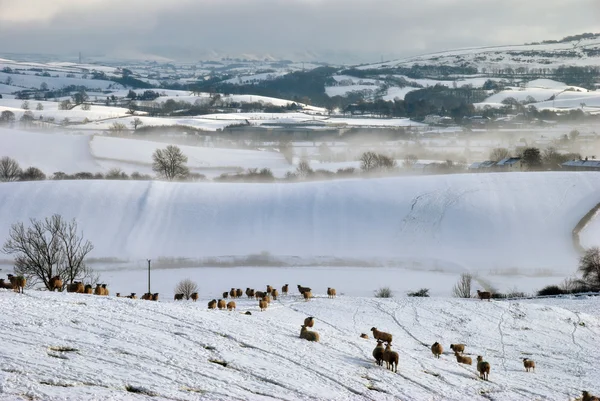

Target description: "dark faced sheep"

left=255, top=291, right=265, bottom=299
left=236, top=288, right=243, bottom=298
left=371, top=327, right=392, bottom=344
left=152, top=293, right=159, bottom=301
left=259, top=300, right=268, bottom=311
left=431, top=342, right=443, bottom=358
left=271, top=289, right=279, bottom=300
left=299, top=325, right=320, bottom=342
left=360, top=333, right=369, bottom=339
left=522, top=358, right=535, bottom=372
left=246, top=288, right=254, bottom=298
left=450, top=343, right=465, bottom=354
left=190, top=292, right=199, bottom=302
left=94, top=284, right=103, bottom=296
left=297, top=285, right=311, bottom=295
left=174, top=293, right=184, bottom=301
left=127, top=293, right=137, bottom=299
left=282, top=284, right=288, bottom=295
left=208, top=299, right=217, bottom=309
left=67, top=281, right=84, bottom=293
left=383, top=344, right=399, bottom=372
left=476, top=356, right=490, bottom=380
left=141, top=293, right=152, bottom=300
left=227, top=301, right=236, bottom=311
left=303, top=291, right=312, bottom=301
left=14, top=276, right=26, bottom=293
left=49, top=276, right=63, bottom=292
left=217, top=299, right=226, bottom=310
left=262, top=294, right=271, bottom=304
left=229, top=288, right=236, bottom=298
left=101, top=284, right=109, bottom=296
left=372, top=340, right=385, bottom=366
left=223, top=291, right=229, bottom=299
left=477, top=290, right=491, bottom=301
left=0, top=279, right=12, bottom=290
left=327, top=287, right=337, bottom=298
left=84, top=284, right=93, bottom=294
left=304, top=317, right=315, bottom=328
left=582, top=391, right=600, bottom=401
left=116, top=293, right=121, bottom=297
left=266, top=285, right=273, bottom=294
left=455, top=351, right=472, bottom=365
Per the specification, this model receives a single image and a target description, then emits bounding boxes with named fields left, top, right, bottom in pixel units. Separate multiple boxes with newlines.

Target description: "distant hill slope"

left=1, top=173, right=599, bottom=274
left=361, top=34, right=600, bottom=70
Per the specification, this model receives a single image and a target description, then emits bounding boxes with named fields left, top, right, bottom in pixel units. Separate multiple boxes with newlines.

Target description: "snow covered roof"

left=496, top=157, right=522, bottom=166
left=562, top=159, right=600, bottom=168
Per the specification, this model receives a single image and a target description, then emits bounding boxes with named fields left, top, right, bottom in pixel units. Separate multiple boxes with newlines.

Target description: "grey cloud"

left=0, top=0, right=598, bottom=64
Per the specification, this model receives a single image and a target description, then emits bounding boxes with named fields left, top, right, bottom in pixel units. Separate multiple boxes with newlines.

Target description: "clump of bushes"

left=407, top=288, right=430, bottom=297
left=374, top=287, right=393, bottom=298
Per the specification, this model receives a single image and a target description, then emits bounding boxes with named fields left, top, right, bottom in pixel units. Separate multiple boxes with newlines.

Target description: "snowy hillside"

left=1, top=173, right=600, bottom=273
left=0, top=290, right=598, bottom=400
left=362, top=36, right=600, bottom=70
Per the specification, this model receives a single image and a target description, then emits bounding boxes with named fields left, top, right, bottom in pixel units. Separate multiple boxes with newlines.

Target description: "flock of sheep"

left=2, top=275, right=598, bottom=400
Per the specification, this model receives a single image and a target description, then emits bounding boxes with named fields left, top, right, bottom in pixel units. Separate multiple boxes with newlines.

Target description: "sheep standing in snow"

left=126, top=293, right=137, bottom=299
left=450, top=343, right=465, bottom=354
left=370, top=327, right=392, bottom=344
left=223, top=291, right=229, bottom=299
left=217, top=299, right=226, bottom=310
left=282, top=284, right=289, bottom=295
left=297, top=285, right=311, bottom=295
left=246, top=288, right=254, bottom=298
left=255, top=291, right=265, bottom=299
left=454, top=351, right=472, bottom=365
left=299, top=325, right=320, bottom=342
left=0, top=279, right=13, bottom=290
left=522, top=358, right=535, bottom=372
left=262, top=294, right=271, bottom=304
left=372, top=340, right=385, bottom=366
left=259, top=300, right=268, bottom=311
left=476, top=356, right=490, bottom=380
left=383, top=343, right=399, bottom=372
left=304, top=317, right=315, bottom=328
left=327, top=287, right=337, bottom=298
left=431, top=342, right=443, bottom=358
left=271, top=289, right=279, bottom=300
left=101, top=284, right=109, bottom=296
left=477, top=290, right=491, bottom=301
left=208, top=299, right=217, bottom=309
left=84, top=284, right=93, bottom=294
left=303, top=291, right=312, bottom=301
left=266, top=285, right=273, bottom=294
left=7, top=275, right=26, bottom=293
left=227, top=301, right=236, bottom=311
left=152, top=293, right=159, bottom=301
left=49, top=276, right=63, bottom=292
left=141, top=293, right=152, bottom=300
left=582, top=391, right=600, bottom=401
left=236, top=288, right=243, bottom=298
left=94, top=284, right=103, bottom=296
left=190, top=292, right=199, bottom=302
left=174, top=293, right=184, bottom=301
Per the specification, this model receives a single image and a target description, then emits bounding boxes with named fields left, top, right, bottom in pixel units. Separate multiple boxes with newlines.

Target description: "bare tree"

left=20, top=166, right=46, bottom=181
left=36, top=103, right=44, bottom=111
left=579, top=247, right=600, bottom=290
left=108, top=122, right=127, bottom=134
left=0, top=157, right=23, bottom=182
left=360, top=151, right=378, bottom=172
left=152, top=145, right=189, bottom=181
left=21, top=100, right=30, bottom=110
left=131, top=117, right=143, bottom=130
left=403, top=154, right=418, bottom=169
left=0, top=110, right=16, bottom=124
left=296, top=158, right=313, bottom=179
left=174, top=279, right=199, bottom=300
left=2, top=215, right=95, bottom=290
left=452, top=273, right=472, bottom=298
left=489, top=148, right=510, bottom=161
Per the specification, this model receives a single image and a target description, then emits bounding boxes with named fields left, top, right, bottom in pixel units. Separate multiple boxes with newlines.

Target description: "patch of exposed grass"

left=125, top=385, right=157, bottom=396
left=209, top=359, right=228, bottom=368
left=48, top=346, right=78, bottom=352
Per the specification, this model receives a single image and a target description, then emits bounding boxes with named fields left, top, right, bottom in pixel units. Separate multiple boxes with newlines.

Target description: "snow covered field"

left=0, top=173, right=600, bottom=282
left=0, top=289, right=598, bottom=400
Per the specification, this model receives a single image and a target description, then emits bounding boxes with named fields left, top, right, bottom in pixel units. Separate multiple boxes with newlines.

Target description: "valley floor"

left=0, top=290, right=598, bottom=400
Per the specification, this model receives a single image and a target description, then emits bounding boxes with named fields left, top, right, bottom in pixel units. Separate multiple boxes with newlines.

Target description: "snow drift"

left=1, top=173, right=600, bottom=274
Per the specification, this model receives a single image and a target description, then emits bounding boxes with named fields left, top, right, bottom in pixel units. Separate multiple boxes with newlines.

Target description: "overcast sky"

left=0, top=0, right=598, bottom=64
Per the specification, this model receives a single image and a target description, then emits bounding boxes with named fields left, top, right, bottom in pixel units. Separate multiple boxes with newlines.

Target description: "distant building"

left=495, top=157, right=524, bottom=171
left=468, top=160, right=497, bottom=172
left=562, top=158, right=600, bottom=171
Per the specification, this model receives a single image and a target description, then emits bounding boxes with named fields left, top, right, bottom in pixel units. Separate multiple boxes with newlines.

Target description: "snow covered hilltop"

left=0, top=289, right=598, bottom=400
left=1, top=172, right=600, bottom=273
